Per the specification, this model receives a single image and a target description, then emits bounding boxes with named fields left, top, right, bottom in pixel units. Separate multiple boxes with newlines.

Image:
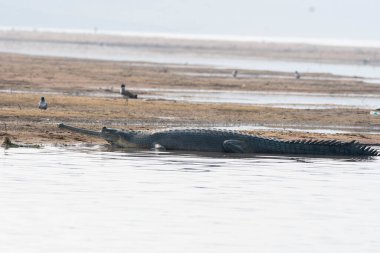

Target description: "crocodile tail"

left=279, top=139, right=379, bottom=156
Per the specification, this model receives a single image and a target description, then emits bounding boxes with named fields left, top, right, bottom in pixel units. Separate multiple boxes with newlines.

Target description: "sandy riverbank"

left=1, top=53, right=380, bottom=147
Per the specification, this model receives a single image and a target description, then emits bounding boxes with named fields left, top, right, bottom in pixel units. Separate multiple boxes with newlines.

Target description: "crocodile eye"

left=102, top=128, right=119, bottom=135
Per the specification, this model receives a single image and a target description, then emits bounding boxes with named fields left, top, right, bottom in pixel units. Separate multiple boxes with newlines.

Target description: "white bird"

left=38, top=96, right=48, bottom=110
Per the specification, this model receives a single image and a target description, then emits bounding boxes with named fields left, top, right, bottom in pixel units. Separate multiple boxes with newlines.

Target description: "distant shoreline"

left=2, top=26, right=380, bottom=49
left=1, top=27, right=380, bottom=78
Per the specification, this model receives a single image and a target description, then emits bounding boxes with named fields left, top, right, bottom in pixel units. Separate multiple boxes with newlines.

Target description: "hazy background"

left=0, top=0, right=379, bottom=41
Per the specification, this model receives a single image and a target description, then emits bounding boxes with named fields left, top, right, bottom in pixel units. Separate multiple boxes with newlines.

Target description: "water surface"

left=3, top=88, right=380, bottom=110
left=1, top=36, right=380, bottom=79
left=1, top=146, right=380, bottom=252
left=142, top=90, right=380, bottom=109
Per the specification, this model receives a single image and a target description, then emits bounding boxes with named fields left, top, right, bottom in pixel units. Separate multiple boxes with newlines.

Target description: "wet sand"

left=1, top=52, right=380, bottom=146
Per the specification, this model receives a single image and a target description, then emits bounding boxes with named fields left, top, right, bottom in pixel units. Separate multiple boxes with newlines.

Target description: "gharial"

left=58, top=123, right=379, bottom=156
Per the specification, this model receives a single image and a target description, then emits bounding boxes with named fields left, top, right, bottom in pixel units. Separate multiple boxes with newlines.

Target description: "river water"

left=140, top=90, right=380, bottom=109
left=1, top=37, right=380, bottom=80
left=1, top=146, right=380, bottom=253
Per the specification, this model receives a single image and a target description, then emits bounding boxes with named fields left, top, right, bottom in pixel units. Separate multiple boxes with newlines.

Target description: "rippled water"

left=1, top=146, right=380, bottom=253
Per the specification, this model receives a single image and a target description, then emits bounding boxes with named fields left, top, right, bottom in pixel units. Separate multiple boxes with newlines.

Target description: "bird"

left=38, top=96, right=48, bottom=110
left=294, top=71, right=301, bottom=79
left=120, top=84, right=137, bottom=98
left=120, top=84, right=126, bottom=96
left=232, top=70, right=238, bottom=78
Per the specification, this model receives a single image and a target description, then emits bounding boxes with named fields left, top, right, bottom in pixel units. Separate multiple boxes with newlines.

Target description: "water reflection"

left=0, top=146, right=379, bottom=253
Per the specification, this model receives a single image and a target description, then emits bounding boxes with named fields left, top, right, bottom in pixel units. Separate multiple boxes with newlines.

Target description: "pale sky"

left=0, top=0, right=379, bottom=40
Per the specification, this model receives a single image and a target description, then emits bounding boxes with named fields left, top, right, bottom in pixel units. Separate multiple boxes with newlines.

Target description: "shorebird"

left=120, top=84, right=137, bottom=98
left=120, top=84, right=126, bottom=96
left=38, top=96, right=48, bottom=110
left=294, top=71, right=301, bottom=79
left=232, top=70, right=238, bottom=78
